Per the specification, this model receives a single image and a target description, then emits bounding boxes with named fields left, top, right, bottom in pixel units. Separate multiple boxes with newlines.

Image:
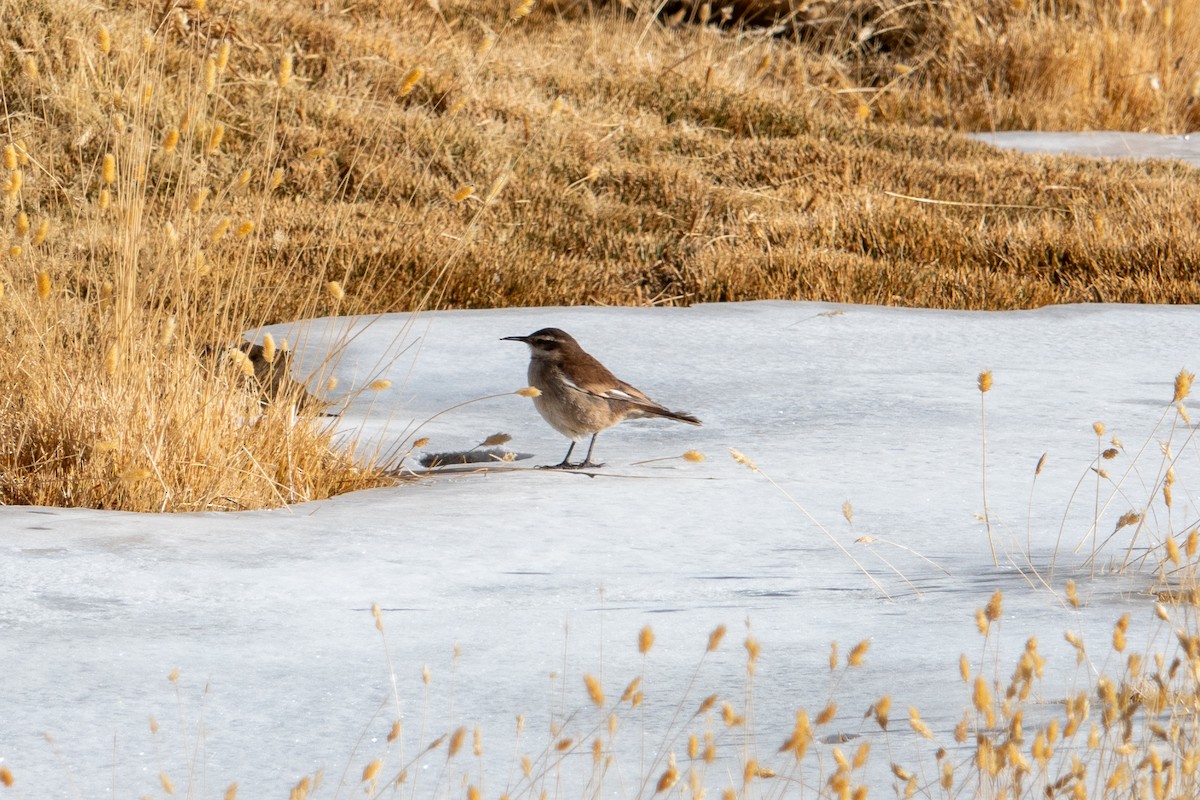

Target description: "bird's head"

left=501, top=328, right=580, bottom=362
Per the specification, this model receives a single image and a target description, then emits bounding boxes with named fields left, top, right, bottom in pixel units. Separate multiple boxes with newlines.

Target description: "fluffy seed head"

left=35, top=270, right=51, bottom=298
left=236, top=221, right=254, bottom=238
left=97, top=24, right=112, bottom=54
left=682, top=450, right=704, bottom=463
left=516, top=386, right=541, bottom=398
left=162, top=127, right=180, bottom=154
left=278, top=53, right=293, bottom=88
left=102, top=153, right=116, bottom=184
left=206, top=123, right=225, bottom=154
left=31, top=219, right=49, bottom=246
left=204, top=58, right=217, bottom=93
left=639, top=625, right=654, bottom=654
left=0, top=767, right=12, bottom=787
left=326, top=281, right=345, bottom=301
left=262, top=333, right=277, bottom=363
left=848, top=639, right=869, bottom=667
left=654, top=754, right=678, bottom=793
left=779, top=710, right=811, bottom=761
left=873, top=695, right=891, bottom=729
left=730, top=448, right=758, bottom=471
left=977, top=370, right=992, bottom=393
left=984, top=590, right=1003, bottom=622
left=452, top=185, right=475, bottom=203
left=511, top=0, right=534, bottom=20
left=399, top=67, right=424, bottom=97
left=448, top=726, right=466, bottom=757
left=369, top=379, right=392, bottom=391
left=15, top=211, right=29, bottom=236
left=3, top=145, right=16, bottom=171
left=210, top=218, right=230, bottom=243
left=6, top=169, right=21, bottom=198
left=584, top=674, right=604, bottom=707
left=160, top=772, right=174, bottom=795
left=216, top=40, right=231, bottom=72
left=707, top=624, right=726, bottom=652
left=362, top=761, right=380, bottom=782
left=1174, top=369, right=1195, bottom=403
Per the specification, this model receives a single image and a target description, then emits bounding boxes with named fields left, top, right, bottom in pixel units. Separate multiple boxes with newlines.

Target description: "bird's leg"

left=576, top=433, right=604, bottom=469
left=539, top=440, right=577, bottom=470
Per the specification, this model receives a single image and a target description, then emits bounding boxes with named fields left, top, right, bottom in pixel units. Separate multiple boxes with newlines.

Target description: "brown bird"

left=502, top=328, right=701, bottom=469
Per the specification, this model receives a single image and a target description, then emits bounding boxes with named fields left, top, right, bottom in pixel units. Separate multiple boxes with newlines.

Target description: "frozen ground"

left=970, top=130, right=1200, bottom=167
left=2, top=300, right=1198, bottom=798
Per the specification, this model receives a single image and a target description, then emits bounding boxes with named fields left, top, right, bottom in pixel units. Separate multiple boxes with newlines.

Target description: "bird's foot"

left=537, top=460, right=605, bottom=471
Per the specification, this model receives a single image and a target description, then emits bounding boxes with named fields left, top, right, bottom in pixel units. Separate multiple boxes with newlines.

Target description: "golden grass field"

left=2, top=0, right=1199, bottom=510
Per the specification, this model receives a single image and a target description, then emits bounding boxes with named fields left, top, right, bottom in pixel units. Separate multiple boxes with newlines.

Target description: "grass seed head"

left=206, top=123, right=225, bottom=154
left=0, top=767, right=12, bottom=787
left=779, top=710, right=812, bottom=760
left=326, top=281, right=345, bottom=301
left=369, top=379, right=392, bottom=391
left=730, top=448, right=758, bottom=471
left=654, top=753, right=678, bottom=793
left=639, top=625, right=654, bottom=654
left=511, top=0, right=534, bottom=20
left=984, top=590, right=1003, bottom=622
left=448, top=726, right=466, bottom=757
left=452, top=186, right=475, bottom=203
left=278, top=53, right=293, bottom=88
left=15, top=212, right=29, bottom=236
left=584, top=674, right=604, bottom=707
left=3, top=145, right=16, bottom=171
left=1174, top=369, right=1194, bottom=403
left=707, top=624, right=726, bottom=652
left=362, top=761, right=380, bottom=782
left=848, top=639, right=869, bottom=667
left=873, top=695, right=891, bottom=729
left=399, top=67, right=424, bottom=97
left=35, top=271, right=51, bottom=298
left=516, top=386, right=540, bottom=398
left=102, top=153, right=115, bottom=184
left=682, top=449, right=704, bottom=462
left=978, top=370, right=992, bottom=392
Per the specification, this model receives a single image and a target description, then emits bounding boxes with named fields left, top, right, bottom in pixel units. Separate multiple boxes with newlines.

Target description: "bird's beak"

left=501, top=335, right=530, bottom=343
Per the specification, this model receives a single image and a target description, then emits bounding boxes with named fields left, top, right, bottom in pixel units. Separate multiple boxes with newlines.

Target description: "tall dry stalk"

left=978, top=370, right=997, bottom=567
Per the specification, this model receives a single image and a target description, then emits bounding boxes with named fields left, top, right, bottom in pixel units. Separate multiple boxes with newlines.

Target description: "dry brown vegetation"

left=2, top=0, right=1199, bottom=510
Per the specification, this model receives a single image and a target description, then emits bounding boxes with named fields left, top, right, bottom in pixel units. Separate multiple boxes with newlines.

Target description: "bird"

left=502, top=327, right=701, bottom=469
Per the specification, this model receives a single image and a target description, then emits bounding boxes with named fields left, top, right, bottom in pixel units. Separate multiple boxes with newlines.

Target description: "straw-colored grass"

left=3, top=0, right=1199, bottom=510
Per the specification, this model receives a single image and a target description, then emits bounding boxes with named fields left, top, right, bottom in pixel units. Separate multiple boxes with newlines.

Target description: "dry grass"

left=3, top=0, right=1200, bottom=510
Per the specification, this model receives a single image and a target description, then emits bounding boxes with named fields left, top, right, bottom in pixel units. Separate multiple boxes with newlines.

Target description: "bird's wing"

left=560, top=368, right=665, bottom=412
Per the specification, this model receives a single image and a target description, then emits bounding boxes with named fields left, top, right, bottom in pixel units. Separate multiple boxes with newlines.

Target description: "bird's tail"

left=649, top=406, right=702, bottom=426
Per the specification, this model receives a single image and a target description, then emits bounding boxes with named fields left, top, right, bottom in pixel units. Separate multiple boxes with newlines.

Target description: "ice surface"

left=1, top=301, right=1197, bottom=797
left=969, top=130, right=1200, bottom=167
